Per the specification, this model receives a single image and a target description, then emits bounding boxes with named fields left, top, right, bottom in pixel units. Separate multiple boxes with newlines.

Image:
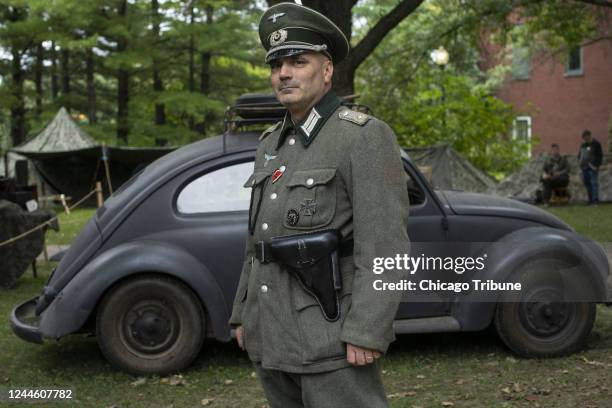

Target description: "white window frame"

left=513, top=116, right=532, bottom=158
left=565, top=45, right=583, bottom=76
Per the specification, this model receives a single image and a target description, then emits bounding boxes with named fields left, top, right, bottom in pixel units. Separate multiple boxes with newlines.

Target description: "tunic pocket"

left=283, top=168, right=337, bottom=230
left=244, top=171, right=270, bottom=234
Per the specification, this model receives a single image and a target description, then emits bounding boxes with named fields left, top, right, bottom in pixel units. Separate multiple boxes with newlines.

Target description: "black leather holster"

left=255, top=230, right=351, bottom=322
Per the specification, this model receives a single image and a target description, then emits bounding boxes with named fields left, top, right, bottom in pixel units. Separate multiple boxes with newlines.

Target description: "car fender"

left=38, top=240, right=231, bottom=342
left=454, top=226, right=609, bottom=331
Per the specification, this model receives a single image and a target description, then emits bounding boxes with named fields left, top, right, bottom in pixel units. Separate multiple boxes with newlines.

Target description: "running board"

left=393, top=317, right=461, bottom=334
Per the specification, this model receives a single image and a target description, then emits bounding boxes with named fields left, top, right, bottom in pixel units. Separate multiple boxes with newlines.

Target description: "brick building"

left=491, top=25, right=612, bottom=158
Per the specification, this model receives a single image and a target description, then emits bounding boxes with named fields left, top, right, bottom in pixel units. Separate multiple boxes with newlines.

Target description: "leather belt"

left=254, top=238, right=354, bottom=264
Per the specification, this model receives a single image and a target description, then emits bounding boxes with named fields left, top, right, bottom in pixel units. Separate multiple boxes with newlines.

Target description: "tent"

left=8, top=108, right=175, bottom=201
left=405, top=145, right=497, bottom=193
left=495, top=154, right=611, bottom=203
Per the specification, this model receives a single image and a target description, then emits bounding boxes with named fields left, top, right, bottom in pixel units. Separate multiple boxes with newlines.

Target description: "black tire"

left=494, top=259, right=596, bottom=357
left=96, top=275, right=205, bottom=375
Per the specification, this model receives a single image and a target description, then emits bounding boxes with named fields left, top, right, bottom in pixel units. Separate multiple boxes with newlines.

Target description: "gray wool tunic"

left=229, top=92, right=411, bottom=374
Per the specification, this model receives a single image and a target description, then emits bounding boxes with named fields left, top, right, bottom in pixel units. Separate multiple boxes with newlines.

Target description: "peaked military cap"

left=259, top=2, right=350, bottom=64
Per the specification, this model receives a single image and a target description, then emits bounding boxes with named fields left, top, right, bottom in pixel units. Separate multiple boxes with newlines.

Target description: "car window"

left=406, top=168, right=426, bottom=206
left=176, top=161, right=254, bottom=214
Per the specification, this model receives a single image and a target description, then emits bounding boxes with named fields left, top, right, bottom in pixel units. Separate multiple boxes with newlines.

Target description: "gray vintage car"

left=10, top=95, right=612, bottom=375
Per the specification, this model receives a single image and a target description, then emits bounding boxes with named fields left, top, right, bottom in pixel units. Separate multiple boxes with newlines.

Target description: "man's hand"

left=346, top=343, right=381, bottom=366
left=235, top=325, right=245, bottom=350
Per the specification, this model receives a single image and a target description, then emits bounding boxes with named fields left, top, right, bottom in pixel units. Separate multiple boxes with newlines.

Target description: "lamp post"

left=430, top=46, right=449, bottom=135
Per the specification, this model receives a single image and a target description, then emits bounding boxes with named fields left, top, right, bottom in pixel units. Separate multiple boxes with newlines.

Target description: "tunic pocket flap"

left=243, top=171, right=270, bottom=188
left=286, top=168, right=337, bottom=188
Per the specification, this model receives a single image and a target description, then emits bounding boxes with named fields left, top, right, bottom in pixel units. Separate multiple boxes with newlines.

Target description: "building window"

left=513, top=116, right=532, bottom=158
left=511, top=46, right=530, bottom=80
left=565, top=45, right=583, bottom=76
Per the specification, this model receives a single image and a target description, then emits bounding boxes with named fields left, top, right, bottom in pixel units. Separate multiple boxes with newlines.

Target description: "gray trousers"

left=255, top=362, right=389, bottom=408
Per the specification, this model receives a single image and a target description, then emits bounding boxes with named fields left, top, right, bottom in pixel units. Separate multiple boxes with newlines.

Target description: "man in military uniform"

left=229, top=3, right=410, bottom=407
left=540, top=144, right=570, bottom=206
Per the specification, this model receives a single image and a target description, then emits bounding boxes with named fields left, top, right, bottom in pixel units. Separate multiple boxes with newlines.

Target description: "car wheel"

left=96, top=275, right=205, bottom=375
left=494, top=260, right=596, bottom=357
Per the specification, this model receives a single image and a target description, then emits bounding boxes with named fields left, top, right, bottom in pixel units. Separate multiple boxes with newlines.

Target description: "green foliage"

left=0, top=0, right=266, bottom=147
left=356, top=0, right=525, bottom=177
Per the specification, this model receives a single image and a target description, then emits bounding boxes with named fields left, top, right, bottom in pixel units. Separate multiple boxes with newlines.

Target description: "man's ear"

left=323, top=58, right=334, bottom=84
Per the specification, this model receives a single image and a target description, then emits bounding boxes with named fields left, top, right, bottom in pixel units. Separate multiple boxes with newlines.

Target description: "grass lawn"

left=2, top=205, right=612, bottom=407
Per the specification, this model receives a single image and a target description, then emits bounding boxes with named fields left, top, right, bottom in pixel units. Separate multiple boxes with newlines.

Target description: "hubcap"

left=519, top=288, right=572, bottom=337
left=122, top=299, right=180, bottom=355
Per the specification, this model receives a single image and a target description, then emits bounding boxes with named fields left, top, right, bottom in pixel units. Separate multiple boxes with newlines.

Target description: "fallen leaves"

left=160, top=374, right=187, bottom=386
left=387, top=391, right=417, bottom=399
left=130, top=377, right=147, bottom=387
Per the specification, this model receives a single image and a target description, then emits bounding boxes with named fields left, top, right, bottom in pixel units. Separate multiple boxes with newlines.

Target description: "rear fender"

left=453, top=227, right=609, bottom=331
left=38, top=241, right=231, bottom=342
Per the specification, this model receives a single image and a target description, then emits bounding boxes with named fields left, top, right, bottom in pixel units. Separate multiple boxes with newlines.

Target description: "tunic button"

left=280, top=165, right=286, bottom=172
left=262, top=223, right=269, bottom=231
left=270, top=193, right=277, bottom=200
left=289, top=138, right=295, bottom=145
left=306, top=178, right=314, bottom=186
left=261, top=285, right=268, bottom=293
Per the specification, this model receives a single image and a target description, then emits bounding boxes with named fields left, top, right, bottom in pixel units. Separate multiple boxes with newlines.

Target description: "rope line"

left=0, top=188, right=97, bottom=248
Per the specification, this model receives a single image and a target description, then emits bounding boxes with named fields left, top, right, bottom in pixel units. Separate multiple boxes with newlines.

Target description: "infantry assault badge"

left=269, top=29, right=288, bottom=47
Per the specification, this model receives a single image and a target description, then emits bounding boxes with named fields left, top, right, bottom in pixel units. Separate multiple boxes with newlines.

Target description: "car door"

left=395, top=159, right=454, bottom=319
left=172, top=152, right=255, bottom=305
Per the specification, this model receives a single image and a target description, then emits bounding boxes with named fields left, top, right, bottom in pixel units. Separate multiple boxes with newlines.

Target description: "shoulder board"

left=259, top=122, right=281, bottom=141
left=338, top=109, right=371, bottom=126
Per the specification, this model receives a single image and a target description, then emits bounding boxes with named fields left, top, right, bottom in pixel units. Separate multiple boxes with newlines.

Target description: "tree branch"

left=349, top=0, right=424, bottom=70
left=574, top=0, right=612, bottom=9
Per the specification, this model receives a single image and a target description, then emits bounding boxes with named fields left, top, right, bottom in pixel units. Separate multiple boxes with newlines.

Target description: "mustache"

left=278, top=82, right=300, bottom=90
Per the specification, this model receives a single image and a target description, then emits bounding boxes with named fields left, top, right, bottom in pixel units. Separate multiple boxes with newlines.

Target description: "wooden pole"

left=96, top=181, right=104, bottom=208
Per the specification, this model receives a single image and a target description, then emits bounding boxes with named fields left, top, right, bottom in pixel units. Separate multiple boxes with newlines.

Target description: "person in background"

left=541, top=143, right=570, bottom=206
left=577, top=130, right=603, bottom=205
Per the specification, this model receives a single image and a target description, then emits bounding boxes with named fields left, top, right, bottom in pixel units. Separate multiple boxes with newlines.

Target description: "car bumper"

left=10, top=297, right=44, bottom=344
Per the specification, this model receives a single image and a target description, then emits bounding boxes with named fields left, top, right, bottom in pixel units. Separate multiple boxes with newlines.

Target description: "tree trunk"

left=50, top=42, right=59, bottom=101
left=187, top=3, right=196, bottom=131
left=199, top=5, right=213, bottom=135
left=86, top=49, right=97, bottom=124
left=117, top=70, right=129, bottom=144
left=152, top=0, right=166, bottom=146
left=60, top=48, right=71, bottom=111
left=116, top=0, right=129, bottom=144
left=10, top=49, right=26, bottom=147
left=34, top=44, right=43, bottom=120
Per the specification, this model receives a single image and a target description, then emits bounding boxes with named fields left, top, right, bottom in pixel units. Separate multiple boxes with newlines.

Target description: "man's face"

left=551, top=146, right=560, bottom=157
left=582, top=134, right=592, bottom=143
left=269, top=52, right=333, bottom=113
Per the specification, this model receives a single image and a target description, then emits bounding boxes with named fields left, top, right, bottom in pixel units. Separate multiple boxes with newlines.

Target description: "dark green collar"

left=277, top=91, right=341, bottom=150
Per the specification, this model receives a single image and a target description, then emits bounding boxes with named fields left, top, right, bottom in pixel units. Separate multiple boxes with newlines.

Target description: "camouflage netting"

left=8, top=108, right=174, bottom=200
left=0, top=200, right=58, bottom=288
left=495, top=154, right=612, bottom=203
left=405, top=145, right=497, bottom=193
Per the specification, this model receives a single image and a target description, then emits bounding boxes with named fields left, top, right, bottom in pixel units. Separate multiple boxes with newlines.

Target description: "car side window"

left=406, top=168, right=426, bottom=206
left=176, top=161, right=254, bottom=214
